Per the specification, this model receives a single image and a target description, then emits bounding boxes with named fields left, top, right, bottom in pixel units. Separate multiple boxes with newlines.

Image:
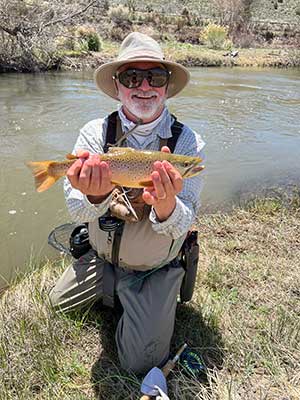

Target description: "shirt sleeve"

left=149, top=126, right=206, bottom=239
left=64, top=118, right=112, bottom=223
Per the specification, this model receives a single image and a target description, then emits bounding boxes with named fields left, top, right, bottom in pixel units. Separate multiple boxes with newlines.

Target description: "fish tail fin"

left=26, top=161, right=59, bottom=192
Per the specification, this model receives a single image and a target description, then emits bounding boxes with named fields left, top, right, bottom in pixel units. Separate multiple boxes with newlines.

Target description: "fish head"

left=171, top=155, right=204, bottom=179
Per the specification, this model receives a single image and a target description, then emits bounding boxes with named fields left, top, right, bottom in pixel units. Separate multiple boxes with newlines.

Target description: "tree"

left=212, top=0, right=253, bottom=29
left=0, top=0, right=101, bottom=71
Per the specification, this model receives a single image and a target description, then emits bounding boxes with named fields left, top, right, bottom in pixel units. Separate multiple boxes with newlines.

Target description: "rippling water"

left=0, top=67, right=299, bottom=287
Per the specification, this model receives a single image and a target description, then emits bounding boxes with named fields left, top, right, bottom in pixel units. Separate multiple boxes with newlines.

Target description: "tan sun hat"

left=94, top=32, right=190, bottom=100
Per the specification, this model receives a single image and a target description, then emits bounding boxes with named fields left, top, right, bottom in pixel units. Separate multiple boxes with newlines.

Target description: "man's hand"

left=67, top=150, right=115, bottom=204
left=142, top=146, right=183, bottom=222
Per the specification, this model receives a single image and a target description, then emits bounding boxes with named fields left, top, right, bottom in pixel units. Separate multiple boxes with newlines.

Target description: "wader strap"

left=112, top=224, right=125, bottom=267
left=102, top=223, right=124, bottom=308
left=168, top=115, right=184, bottom=153
left=102, top=261, right=115, bottom=308
left=104, top=111, right=119, bottom=153
left=105, top=112, right=184, bottom=153
left=159, top=138, right=168, bottom=149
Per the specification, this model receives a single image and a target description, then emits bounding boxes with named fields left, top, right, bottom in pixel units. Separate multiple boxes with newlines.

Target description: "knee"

left=48, top=286, right=64, bottom=311
left=117, top=334, right=169, bottom=375
left=119, top=352, right=165, bottom=375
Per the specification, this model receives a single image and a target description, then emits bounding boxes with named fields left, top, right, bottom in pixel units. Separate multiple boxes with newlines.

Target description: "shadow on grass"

left=173, top=303, right=224, bottom=370
left=66, top=291, right=224, bottom=399
left=78, top=299, right=225, bottom=399
left=80, top=301, right=141, bottom=400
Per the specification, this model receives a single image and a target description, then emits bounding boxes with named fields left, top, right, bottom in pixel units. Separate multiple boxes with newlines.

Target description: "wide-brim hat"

left=94, top=32, right=190, bottom=100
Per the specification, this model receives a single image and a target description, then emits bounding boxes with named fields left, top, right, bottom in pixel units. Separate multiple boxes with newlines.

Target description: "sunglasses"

left=115, top=67, right=170, bottom=89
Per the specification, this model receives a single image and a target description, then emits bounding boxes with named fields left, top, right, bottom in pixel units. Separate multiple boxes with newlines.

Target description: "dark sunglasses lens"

left=118, top=68, right=169, bottom=88
left=118, top=70, right=142, bottom=88
left=148, top=68, right=169, bottom=87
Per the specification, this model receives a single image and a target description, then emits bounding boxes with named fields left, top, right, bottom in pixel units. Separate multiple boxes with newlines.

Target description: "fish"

left=26, top=147, right=204, bottom=192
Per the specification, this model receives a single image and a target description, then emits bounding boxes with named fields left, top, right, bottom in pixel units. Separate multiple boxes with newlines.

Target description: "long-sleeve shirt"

left=64, top=107, right=205, bottom=240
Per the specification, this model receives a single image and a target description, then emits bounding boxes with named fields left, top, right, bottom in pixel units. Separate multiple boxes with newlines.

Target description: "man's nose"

left=139, top=77, right=151, bottom=90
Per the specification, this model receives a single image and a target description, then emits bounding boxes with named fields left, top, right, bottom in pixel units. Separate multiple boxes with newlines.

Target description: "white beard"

left=119, top=90, right=166, bottom=121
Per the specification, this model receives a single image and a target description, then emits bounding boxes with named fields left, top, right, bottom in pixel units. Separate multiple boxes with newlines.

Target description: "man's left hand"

left=142, top=146, right=183, bottom=222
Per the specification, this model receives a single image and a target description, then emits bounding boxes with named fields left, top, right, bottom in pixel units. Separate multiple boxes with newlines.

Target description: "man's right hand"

left=67, top=150, right=115, bottom=204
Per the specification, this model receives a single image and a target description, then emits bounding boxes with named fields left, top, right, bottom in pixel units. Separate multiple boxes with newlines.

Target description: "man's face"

left=115, top=61, right=168, bottom=123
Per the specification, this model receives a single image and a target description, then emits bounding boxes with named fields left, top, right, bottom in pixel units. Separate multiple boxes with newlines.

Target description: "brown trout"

left=27, top=147, right=204, bottom=192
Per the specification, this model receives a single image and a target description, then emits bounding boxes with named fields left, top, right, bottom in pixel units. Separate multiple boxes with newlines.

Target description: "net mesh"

left=48, top=223, right=77, bottom=255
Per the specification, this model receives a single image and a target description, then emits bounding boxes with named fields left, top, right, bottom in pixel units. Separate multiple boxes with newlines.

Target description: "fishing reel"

left=179, top=347, right=206, bottom=379
left=98, top=212, right=125, bottom=232
left=69, top=224, right=91, bottom=259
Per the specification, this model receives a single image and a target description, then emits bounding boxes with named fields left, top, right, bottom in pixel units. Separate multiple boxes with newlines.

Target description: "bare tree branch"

left=43, top=0, right=100, bottom=29
left=0, top=0, right=103, bottom=72
left=0, top=24, right=17, bottom=36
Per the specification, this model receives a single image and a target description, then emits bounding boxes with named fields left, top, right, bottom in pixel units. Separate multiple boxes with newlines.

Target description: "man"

left=50, top=32, right=205, bottom=374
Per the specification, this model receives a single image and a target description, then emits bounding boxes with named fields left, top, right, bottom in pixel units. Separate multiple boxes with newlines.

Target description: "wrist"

left=87, top=191, right=112, bottom=204
left=154, top=199, right=176, bottom=222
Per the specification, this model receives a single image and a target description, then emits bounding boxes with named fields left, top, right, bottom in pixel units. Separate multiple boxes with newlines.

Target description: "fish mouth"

left=183, top=164, right=205, bottom=178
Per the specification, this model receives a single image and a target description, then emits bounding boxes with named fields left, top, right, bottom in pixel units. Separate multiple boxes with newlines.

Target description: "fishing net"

left=48, top=222, right=77, bottom=256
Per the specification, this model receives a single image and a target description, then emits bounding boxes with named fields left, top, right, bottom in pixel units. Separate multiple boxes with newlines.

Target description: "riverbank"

left=60, top=40, right=300, bottom=70
left=1, top=195, right=299, bottom=399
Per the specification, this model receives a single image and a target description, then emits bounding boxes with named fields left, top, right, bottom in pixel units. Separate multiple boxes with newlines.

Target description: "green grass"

left=0, top=195, right=299, bottom=399
left=63, top=40, right=300, bottom=70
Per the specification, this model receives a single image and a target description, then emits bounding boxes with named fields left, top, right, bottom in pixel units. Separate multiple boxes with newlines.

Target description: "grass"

left=62, top=40, right=300, bottom=70
left=0, top=195, right=300, bottom=399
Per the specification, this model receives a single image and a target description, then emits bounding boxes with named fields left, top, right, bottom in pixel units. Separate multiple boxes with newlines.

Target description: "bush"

left=110, top=26, right=127, bottom=42
left=200, top=23, right=232, bottom=50
left=108, top=5, right=131, bottom=24
left=75, top=26, right=101, bottom=52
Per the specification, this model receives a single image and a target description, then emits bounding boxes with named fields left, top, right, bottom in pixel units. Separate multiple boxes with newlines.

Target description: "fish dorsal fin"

left=66, top=153, right=78, bottom=160
left=107, top=147, right=136, bottom=154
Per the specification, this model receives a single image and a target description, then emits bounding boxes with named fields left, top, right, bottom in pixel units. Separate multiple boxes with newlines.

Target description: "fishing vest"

left=87, top=111, right=187, bottom=271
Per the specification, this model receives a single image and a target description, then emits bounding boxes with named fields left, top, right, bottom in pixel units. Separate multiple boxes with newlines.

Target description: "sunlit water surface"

left=0, top=67, right=299, bottom=287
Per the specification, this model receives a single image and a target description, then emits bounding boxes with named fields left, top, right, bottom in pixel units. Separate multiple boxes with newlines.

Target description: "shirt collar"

left=117, top=105, right=173, bottom=139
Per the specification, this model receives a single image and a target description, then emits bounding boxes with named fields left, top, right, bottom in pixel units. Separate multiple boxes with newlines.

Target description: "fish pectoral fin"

left=138, top=180, right=153, bottom=187
left=66, top=153, right=78, bottom=160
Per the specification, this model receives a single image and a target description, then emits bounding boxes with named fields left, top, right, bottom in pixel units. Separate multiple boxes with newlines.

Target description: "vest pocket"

left=118, top=219, right=174, bottom=270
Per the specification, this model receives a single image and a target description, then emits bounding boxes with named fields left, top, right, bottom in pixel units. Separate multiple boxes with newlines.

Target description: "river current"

left=0, top=67, right=299, bottom=288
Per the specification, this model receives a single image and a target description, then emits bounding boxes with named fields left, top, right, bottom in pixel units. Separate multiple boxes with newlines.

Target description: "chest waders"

left=69, top=111, right=199, bottom=306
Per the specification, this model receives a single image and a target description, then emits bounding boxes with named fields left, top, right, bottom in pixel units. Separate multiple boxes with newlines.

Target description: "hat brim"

left=94, top=58, right=190, bottom=100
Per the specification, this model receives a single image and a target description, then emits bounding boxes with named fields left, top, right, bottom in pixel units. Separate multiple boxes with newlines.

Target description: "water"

left=0, top=67, right=299, bottom=288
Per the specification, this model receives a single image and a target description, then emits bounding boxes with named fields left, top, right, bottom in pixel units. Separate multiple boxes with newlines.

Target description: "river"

left=0, top=67, right=299, bottom=289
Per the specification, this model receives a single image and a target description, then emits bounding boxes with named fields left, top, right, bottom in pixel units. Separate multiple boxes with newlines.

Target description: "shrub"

left=75, top=26, right=102, bottom=52
left=200, top=23, right=231, bottom=50
left=108, top=5, right=131, bottom=24
left=110, top=26, right=127, bottom=42
left=126, top=0, right=136, bottom=13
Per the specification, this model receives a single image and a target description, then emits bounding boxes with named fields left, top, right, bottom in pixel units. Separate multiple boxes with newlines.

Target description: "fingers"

left=76, top=149, right=90, bottom=158
left=142, top=189, right=156, bottom=205
left=161, top=146, right=171, bottom=154
left=67, top=153, right=114, bottom=196
left=152, top=162, right=172, bottom=200
left=67, top=158, right=85, bottom=188
left=162, top=161, right=183, bottom=194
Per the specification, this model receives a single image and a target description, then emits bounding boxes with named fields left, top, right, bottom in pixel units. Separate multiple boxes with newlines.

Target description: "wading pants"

left=49, top=249, right=185, bottom=374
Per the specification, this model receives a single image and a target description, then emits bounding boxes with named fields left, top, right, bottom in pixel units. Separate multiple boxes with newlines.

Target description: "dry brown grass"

left=0, top=196, right=299, bottom=399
